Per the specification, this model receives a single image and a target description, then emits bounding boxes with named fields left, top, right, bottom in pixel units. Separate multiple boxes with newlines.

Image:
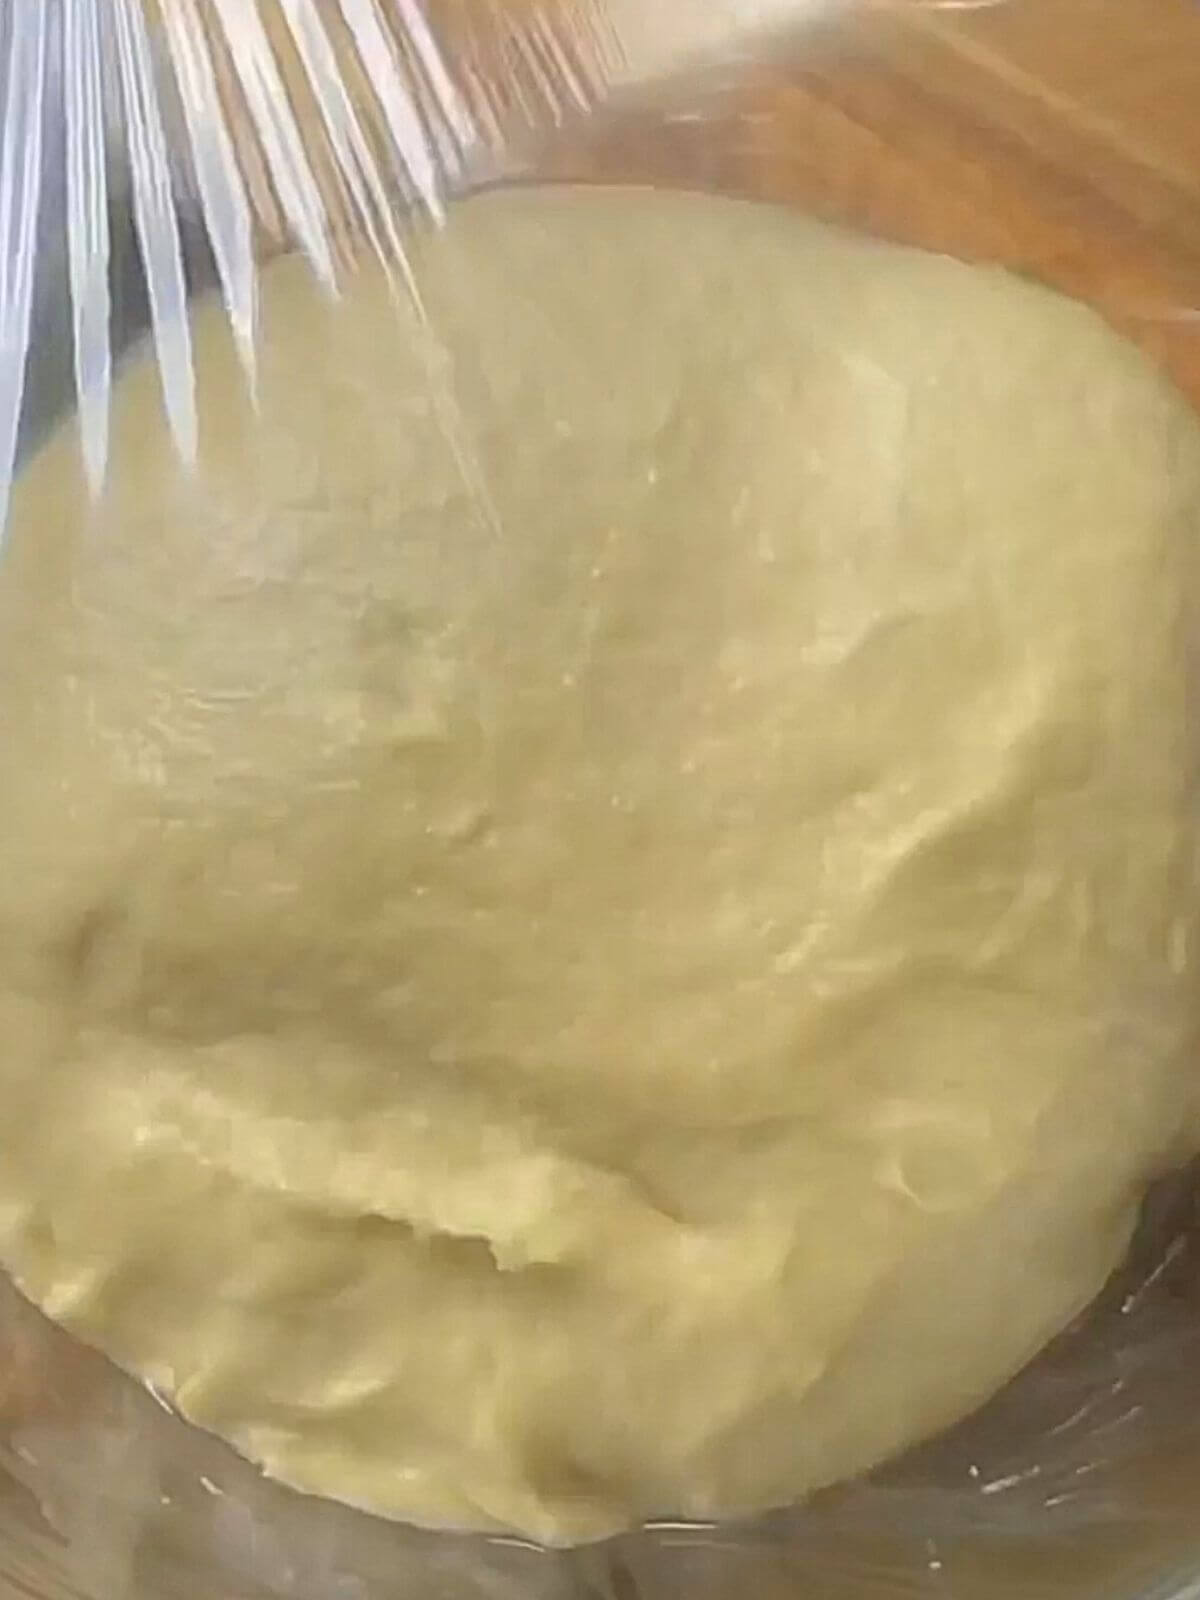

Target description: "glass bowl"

left=5, top=2, right=1200, bottom=1595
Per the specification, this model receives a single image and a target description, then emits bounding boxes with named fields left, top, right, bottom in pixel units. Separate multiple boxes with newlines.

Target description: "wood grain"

left=544, top=0, right=1200, bottom=403
left=178, top=0, right=1200, bottom=400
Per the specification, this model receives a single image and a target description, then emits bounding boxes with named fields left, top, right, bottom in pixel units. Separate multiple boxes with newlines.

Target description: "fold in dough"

left=1, top=187, right=1200, bottom=1543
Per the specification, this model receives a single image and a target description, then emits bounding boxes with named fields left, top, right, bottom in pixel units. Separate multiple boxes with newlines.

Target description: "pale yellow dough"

left=2, top=188, right=1200, bottom=1544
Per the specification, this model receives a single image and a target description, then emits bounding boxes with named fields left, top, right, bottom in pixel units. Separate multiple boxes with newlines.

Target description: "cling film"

left=3, top=2, right=1200, bottom=1597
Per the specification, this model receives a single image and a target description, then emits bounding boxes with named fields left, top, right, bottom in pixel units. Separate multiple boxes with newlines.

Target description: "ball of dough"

left=1, top=187, right=1199, bottom=1545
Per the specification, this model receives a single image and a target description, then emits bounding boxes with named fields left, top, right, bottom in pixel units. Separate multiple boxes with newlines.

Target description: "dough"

left=1, top=187, right=1199, bottom=1545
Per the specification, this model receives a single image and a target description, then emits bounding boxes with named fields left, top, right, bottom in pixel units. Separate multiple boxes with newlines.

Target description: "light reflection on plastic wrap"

left=2, top=0, right=622, bottom=520
left=4, top=0, right=839, bottom=522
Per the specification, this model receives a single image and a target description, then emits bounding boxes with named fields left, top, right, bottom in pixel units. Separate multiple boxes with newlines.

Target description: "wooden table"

left=536, top=0, right=1200, bottom=404
left=199, top=0, right=1200, bottom=398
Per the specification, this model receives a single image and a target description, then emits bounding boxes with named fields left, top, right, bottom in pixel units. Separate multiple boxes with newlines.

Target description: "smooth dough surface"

left=2, top=188, right=1200, bottom=1544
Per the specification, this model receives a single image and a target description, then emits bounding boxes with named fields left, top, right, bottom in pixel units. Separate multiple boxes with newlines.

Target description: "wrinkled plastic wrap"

left=4, top=1, right=1200, bottom=1596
